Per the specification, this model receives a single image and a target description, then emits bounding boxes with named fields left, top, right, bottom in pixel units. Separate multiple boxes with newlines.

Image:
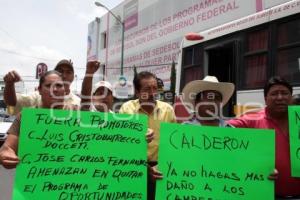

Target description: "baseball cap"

left=92, top=81, right=113, bottom=95
left=55, top=59, right=74, bottom=72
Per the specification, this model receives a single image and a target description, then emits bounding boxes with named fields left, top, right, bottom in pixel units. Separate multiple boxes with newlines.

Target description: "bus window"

left=276, top=18, right=300, bottom=85
left=183, top=66, right=203, bottom=85
left=181, top=46, right=204, bottom=91
left=243, top=28, right=269, bottom=89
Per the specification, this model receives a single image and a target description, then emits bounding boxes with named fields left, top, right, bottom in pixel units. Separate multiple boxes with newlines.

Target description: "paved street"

left=0, top=166, right=14, bottom=199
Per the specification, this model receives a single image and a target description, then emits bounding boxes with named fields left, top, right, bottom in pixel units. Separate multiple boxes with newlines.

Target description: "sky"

left=0, top=0, right=123, bottom=92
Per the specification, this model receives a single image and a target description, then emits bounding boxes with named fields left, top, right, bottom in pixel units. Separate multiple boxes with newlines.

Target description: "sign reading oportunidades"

left=156, top=123, right=275, bottom=200
left=13, top=108, right=148, bottom=200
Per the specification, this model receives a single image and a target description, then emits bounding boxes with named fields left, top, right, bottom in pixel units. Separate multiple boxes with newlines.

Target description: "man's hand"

left=86, top=61, right=100, bottom=74
left=146, top=128, right=154, bottom=143
left=3, top=71, right=21, bottom=84
left=0, top=144, right=19, bottom=169
left=268, top=168, right=279, bottom=180
left=149, top=165, right=163, bottom=181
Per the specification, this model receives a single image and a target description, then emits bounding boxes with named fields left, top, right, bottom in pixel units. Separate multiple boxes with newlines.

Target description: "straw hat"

left=182, top=76, right=235, bottom=111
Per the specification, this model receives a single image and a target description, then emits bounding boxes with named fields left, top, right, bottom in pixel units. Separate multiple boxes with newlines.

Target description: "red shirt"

left=228, top=109, right=300, bottom=196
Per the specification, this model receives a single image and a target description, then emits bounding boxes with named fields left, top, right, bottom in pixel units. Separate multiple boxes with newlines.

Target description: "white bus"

left=175, top=0, right=300, bottom=116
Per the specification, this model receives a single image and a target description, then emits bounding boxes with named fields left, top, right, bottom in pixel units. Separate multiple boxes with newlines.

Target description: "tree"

left=170, top=60, right=176, bottom=94
left=170, top=60, right=176, bottom=104
left=133, top=65, right=137, bottom=77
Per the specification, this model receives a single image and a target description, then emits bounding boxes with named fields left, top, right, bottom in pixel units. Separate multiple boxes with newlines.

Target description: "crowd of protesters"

left=0, top=59, right=299, bottom=199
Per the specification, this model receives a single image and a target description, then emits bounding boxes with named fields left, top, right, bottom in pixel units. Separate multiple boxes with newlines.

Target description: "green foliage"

left=133, top=65, right=137, bottom=77
left=170, top=61, right=176, bottom=93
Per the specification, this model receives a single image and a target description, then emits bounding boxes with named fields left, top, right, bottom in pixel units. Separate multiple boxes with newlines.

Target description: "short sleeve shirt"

left=119, top=99, right=176, bottom=162
left=12, top=91, right=80, bottom=115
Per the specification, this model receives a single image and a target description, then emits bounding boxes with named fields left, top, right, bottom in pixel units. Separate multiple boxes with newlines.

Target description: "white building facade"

left=89, top=0, right=297, bottom=98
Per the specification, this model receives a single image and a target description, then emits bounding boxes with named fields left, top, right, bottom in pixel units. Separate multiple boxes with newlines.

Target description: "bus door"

left=205, top=40, right=238, bottom=117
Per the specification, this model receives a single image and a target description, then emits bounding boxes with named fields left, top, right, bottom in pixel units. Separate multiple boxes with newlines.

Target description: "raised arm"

left=80, top=61, right=100, bottom=110
left=3, top=70, right=21, bottom=106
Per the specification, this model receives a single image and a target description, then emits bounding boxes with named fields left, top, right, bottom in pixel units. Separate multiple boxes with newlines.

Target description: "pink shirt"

left=228, top=109, right=300, bottom=196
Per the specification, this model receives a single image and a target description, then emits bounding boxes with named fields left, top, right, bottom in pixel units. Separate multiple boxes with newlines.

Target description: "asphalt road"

left=0, top=166, right=14, bottom=199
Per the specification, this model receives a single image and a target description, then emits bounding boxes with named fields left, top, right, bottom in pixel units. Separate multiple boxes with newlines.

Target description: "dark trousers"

left=147, top=161, right=157, bottom=200
left=276, top=196, right=300, bottom=200
left=147, top=176, right=156, bottom=200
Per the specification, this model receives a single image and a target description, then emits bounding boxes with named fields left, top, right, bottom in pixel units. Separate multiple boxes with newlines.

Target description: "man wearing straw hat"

left=181, top=75, right=234, bottom=127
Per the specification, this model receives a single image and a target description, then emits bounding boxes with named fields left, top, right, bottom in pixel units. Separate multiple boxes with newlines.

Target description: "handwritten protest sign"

left=156, top=123, right=275, bottom=200
left=13, top=108, right=148, bottom=200
left=288, top=106, right=300, bottom=177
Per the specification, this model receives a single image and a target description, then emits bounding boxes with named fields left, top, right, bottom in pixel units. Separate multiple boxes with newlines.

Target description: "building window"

left=242, top=28, right=269, bottom=89
left=101, top=32, right=107, bottom=49
left=275, top=18, right=300, bottom=85
left=102, top=64, right=106, bottom=80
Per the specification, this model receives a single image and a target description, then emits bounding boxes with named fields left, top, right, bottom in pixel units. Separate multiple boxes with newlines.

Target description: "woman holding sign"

left=0, top=70, right=73, bottom=169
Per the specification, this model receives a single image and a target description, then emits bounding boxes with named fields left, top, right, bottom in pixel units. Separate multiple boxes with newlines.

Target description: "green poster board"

left=156, top=123, right=275, bottom=200
left=288, top=106, right=300, bottom=177
left=13, top=108, right=148, bottom=200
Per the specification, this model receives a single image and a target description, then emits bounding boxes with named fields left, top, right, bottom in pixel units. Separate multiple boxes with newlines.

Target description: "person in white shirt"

left=3, top=59, right=80, bottom=114
left=80, top=61, right=114, bottom=113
